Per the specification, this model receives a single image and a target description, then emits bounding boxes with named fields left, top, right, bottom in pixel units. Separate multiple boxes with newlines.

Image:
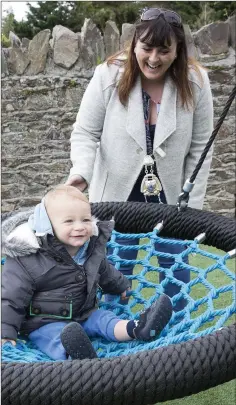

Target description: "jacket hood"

left=1, top=209, right=39, bottom=258
left=2, top=209, right=114, bottom=258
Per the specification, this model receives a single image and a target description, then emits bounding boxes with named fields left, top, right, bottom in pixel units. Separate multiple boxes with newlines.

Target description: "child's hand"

left=1, top=339, right=16, bottom=346
left=120, top=287, right=131, bottom=300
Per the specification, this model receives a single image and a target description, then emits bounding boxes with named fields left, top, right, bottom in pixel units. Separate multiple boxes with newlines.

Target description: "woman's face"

left=134, top=36, right=177, bottom=82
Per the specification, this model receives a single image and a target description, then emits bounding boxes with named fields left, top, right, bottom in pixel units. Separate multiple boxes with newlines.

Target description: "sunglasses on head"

left=141, top=8, right=182, bottom=27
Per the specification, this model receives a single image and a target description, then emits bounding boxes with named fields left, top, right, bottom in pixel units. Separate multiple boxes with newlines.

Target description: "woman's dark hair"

left=107, top=15, right=202, bottom=107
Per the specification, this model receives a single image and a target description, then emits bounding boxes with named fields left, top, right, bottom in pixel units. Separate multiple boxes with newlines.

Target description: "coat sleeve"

left=184, top=68, right=214, bottom=209
left=69, top=64, right=106, bottom=185
left=98, top=258, right=131, bottom=295
left=1, top=257, right=35, bottom=341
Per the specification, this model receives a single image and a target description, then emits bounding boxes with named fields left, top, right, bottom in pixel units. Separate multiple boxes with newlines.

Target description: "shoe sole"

left=134, top=294, right=172, bottom=341
left=61, top=322, right=98, bottom=360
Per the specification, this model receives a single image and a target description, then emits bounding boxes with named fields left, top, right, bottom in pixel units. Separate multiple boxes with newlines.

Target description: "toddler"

left=1, top=185, right=172, bottom=360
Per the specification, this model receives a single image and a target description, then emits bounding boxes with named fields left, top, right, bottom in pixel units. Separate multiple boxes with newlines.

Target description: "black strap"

left=177, top=85, right=236, bottom=211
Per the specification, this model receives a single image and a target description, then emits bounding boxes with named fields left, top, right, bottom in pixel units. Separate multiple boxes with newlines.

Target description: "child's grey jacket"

left=1, top=210, right=130, bottom=341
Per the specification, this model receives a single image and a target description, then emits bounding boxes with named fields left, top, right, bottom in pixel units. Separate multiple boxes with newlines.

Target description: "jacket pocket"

left=29, top=291, right=73, bottom=320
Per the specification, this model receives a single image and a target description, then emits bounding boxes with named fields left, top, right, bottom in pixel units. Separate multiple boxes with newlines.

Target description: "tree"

left=26, top=1, right=73, bottom=33
left=167, top=2, right=202, bottom=26
left=185, top=1, right=236, bottom=30
left=11, top=1, right=236, bottom=39
left=21, top=1, right=146, bottom=34
left=69, top=1, right=144, bottom=32
left=209, top=1, right=236, bottom=20
left=12, top=1, right=73, bottom=38
left=2, top=8, right=15, bottom=37
left=13, top=19, right=35, bottom=39
left=1, top=8, right=19, bottom=47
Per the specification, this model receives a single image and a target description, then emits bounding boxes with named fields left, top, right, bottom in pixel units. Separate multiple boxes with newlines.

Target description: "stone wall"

left=1, top=17, right=235, bottom=216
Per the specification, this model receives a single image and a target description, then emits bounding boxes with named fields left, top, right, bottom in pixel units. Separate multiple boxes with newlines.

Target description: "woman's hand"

left=1, top=339, right=16, bottom=346
left=65, top=175, right=88, bottom=192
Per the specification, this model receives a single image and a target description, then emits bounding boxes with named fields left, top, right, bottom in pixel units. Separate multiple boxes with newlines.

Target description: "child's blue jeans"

left=106, top=237, right=190, bottom=311
left=28, top=309, right=121, bottom=360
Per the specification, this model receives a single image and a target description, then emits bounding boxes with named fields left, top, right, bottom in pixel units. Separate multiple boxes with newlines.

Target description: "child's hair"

left=43, top=185, right=99, bottom=236
left=44, top=185, right=89, bottom=209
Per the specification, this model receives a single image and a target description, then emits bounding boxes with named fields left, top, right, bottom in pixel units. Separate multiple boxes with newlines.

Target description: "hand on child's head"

left=1, top=339, right=16, bottom=346
left=65, top=175, right=88, bottom=192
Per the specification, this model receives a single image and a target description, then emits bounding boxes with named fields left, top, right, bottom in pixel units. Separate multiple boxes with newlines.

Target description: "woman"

left=66, top=8, right=214, bottom=310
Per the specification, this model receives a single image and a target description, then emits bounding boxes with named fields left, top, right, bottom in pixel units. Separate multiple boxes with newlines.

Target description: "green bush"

left=1, top=34, right=11, bottom=48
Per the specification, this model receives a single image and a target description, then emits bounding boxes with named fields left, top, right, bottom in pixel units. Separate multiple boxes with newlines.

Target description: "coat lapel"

left=126, top=75, right=147, bottom=152
left=153, top=75, right=177, bottom=151
left=126, top=74, right=177, bottom=152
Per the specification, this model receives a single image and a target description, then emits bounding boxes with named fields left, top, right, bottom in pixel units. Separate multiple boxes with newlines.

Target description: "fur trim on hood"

left=2, top=210, right=113, bottom=258
left=1, top=209, right=39, bottom=258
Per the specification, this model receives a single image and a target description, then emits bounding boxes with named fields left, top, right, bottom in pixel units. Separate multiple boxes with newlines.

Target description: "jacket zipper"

left=83, top=238, right=96, bottom=266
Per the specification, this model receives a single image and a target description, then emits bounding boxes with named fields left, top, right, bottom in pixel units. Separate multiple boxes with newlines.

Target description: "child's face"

left=47, top=196, right=93, bottom=252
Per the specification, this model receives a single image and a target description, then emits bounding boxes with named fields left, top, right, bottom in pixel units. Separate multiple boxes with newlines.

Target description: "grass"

left=159, top=379, right=235, bottom=405
left=131, top=243, right=235, bottom=405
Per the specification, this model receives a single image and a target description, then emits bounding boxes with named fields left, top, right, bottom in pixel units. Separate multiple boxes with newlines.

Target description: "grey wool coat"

left=1, top=210, right=130, bottom=341
left=69, top=62, right=214, bottom=209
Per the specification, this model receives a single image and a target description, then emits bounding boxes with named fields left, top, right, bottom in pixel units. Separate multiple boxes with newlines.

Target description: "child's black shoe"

left=133, top=294, right=172, bottom=341
left=61, top=322, right=98, bottom=360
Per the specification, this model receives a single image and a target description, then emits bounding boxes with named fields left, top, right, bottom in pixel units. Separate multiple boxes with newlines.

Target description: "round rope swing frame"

left=1, top=87, right=236, bottom=405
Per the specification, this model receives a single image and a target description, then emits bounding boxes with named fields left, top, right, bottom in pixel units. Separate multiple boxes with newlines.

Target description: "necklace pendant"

left=140, top=173, right=162, bottom=197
